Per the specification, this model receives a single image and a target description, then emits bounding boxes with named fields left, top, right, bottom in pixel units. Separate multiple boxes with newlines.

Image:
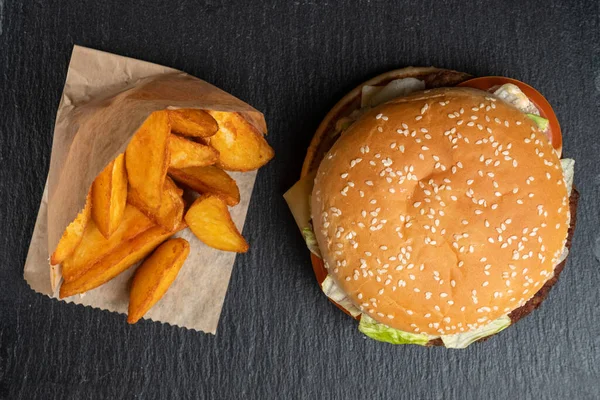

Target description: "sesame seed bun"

left=302, top=67, right=472, bottom=176
left=311, top=87, right=572, bottom=337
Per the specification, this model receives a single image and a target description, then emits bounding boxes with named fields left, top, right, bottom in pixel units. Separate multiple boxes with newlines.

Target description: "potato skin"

left=91, top=153, right=128, bottom=239
left=185, top=195, right=248, bottom=253
left=50, top=192, right=92, bottom=265
left=168, top=109, right=218, bottom=138
left=169, top=165, right=240, bottom=206
left=127, top=238, right=190, bottom=324
left=59, top=221, right=185, bottom=298
left=126, top=111, right=171, bottom=212
left=207, top=111, right=274, bottom=171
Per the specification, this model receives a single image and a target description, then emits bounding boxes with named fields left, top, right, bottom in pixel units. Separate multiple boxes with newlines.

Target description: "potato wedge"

left=127, top=238, right=190, bottom=324
left=126, top=111, right=171, bottom=212
left=59, top=222, right=185, bottom=298
left=168, top=109, right=218, bottom=138
left=91, top=153, right=128, bottom=239
left=128, top=177, right=184, bottom=231
left=168, top=134, right=219, bottom=169
left=207, top=111, right=274, bottom=171
left=185, top=195, right=248, bottom=253
left=61, top=205, right=155, bottom=282
left=50, top=192, right=92, bottom=265
left=169, top=165, right=240, bottom=206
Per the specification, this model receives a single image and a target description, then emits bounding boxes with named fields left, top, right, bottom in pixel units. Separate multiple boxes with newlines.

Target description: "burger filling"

left=336, top=81, right=551, bottom=146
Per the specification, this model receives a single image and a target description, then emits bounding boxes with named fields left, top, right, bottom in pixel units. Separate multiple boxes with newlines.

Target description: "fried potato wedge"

left=50, top=192, right=92, bottom=265
left=61, top=205, right=155, bottom=282
left=168, top=109, right=218, bottom=138
left=168, top=134, right=219, bottom=169
left=207, top=111, right=274, bottom=171
left=127, top=238, right=190, bottom=324
left=169, top=165, right=240, bottom=206
left=59, top=222, right=185, bottom=298
left=126, top=111, right=171, bottom=212
left=128, top=177, right=184, bottom=231
left=185, top=195, right=248, bottom=253
left=91, top=153, right=128, bottom=239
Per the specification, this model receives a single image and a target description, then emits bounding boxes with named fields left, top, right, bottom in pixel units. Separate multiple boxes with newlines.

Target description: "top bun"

left=311, top=87, right=570, bottom=336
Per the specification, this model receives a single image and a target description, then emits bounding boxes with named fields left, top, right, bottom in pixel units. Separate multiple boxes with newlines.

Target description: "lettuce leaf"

left=526, top=113, right=549, bottom=132
left=302, top=225, right=322, bottom=258
left=561, top=158, right=575, bottom=196
left=358, top=314, right=431, bottom=346
left=362, top=78, right=426, bottom=108
left=321, top=276, right=362, bottom=317
left=440, top=315, right=511, bottom=349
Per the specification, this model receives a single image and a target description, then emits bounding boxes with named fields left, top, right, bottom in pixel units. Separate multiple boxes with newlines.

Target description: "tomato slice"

left=457, top=77, right=562, bottom=156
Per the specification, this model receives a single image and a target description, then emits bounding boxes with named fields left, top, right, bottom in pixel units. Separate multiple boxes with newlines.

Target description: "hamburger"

left=284, top=67, right=577, bottom=348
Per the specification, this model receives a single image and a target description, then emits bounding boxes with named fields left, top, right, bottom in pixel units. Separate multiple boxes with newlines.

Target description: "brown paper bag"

left=23, top=45, right=267, bottom=333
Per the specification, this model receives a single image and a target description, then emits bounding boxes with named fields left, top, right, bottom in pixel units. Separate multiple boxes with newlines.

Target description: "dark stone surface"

left=1, top=1, right=599, bottom=399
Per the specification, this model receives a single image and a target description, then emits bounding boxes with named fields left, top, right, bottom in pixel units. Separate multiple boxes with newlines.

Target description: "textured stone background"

left=1, top=1, right=599, bottom=399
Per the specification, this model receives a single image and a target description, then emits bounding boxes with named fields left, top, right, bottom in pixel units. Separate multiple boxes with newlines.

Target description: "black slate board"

left=1, top=1, right=599, bottom=399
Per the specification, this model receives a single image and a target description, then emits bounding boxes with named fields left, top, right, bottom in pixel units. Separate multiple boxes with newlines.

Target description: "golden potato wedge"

left=207, top=111, right=274, bottom=171
left=128, top=177, right=184, bottom=231
left=127, top=238, right=190, bottom=324
left=168, top=134, right=219, bottom=169
left=61, top=205, right=155, bottom=282
left=91, top=153, right=128, bottom=239
left=59, top=222, right=186, bottom=298
left=169, top=165, right=240, bottom=206
left=168, top=109, right=218, bottom=138
left=185, top=195, right=248, bottom=253
left=50, top=192, right=92, bottom=265
left=125, top=111, right=171, bottom=212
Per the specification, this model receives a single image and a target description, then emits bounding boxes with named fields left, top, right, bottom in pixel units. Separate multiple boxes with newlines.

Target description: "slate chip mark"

left=595, top=235, right=600, bottom=263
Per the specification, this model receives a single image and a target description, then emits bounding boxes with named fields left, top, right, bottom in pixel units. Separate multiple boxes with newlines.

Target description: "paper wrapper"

left=23, top=45, right=267, bottom=334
